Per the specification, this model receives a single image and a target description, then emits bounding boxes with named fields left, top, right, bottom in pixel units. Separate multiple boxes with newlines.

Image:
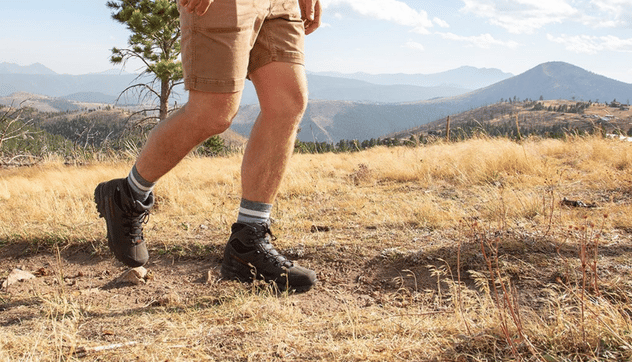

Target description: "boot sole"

left=94, top=183, right=113, bottom=252
left=220, top=258, right=314, bottom=293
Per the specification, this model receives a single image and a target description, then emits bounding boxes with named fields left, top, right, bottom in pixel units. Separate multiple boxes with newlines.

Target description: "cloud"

left=459, top=0, right=632, bottom=33
left=433, top=17, right=450, bottom=28
left=321, top=0, right=443, bottom=34
left=459, top=0, right=578, bottom=34
left=438, top=32, right=520, bottom=49
left=581, top=0, right=632, bottom=28
left=547, top=34, right=632, bottom=54
left=403, top=41, right=425, bottom=51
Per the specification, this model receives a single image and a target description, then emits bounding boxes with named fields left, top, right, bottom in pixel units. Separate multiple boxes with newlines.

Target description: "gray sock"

left=237, top=198, right=272, bottom=225
left=126, top=164, right=155, bottom=202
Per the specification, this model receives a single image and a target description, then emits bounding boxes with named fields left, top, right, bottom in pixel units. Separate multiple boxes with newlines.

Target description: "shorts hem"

left=248, top=52, right=305, bottom=76
left=184, top=77, right=245, bottom=93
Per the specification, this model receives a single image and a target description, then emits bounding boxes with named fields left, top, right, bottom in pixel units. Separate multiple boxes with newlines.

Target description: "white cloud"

left=403, top=41, right=425, bottom=51
left=321, top=0, right=443, bottom=34
left=433, top=17, right=450, bottom=28
left=582, top=0, right=632, bottom=28
left=438, top=32, right=520, bottom=49
left=459, top=0, right=632, bottom=32
left=547, top=34, right=632, bottom=54
left=459, top=0, right=578, bottom=34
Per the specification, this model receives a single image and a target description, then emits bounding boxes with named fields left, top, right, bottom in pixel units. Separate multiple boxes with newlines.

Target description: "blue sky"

left=2, top=0, right=632, bottom=82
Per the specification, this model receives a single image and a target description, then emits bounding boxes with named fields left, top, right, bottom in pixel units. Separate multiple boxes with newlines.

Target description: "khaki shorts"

left=179, top=0, right=305, bottom=93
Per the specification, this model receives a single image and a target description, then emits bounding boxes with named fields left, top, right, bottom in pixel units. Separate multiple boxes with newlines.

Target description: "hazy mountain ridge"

left=458, top=62, right=632, bottom=105
left=0, top=62, right=498, bottom=106
left=310, top=66, right=514, bottom=89
left=288, top=61, right=632, bottom=142
left=0, top=62, right=56, bottom=75
left=3, top=61, right=632, bottom=143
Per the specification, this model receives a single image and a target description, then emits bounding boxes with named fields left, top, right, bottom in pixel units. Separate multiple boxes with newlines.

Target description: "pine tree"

left=107, top=0, right=182, bottom=124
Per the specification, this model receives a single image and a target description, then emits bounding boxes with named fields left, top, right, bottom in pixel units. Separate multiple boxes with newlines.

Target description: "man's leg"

left=242, top=62, right=308, bottom=203
left=95, top=90, right=242, bottom=267
left=135, top=90, right=242, bottom=183
left=221, top=61, right=316, bottom=292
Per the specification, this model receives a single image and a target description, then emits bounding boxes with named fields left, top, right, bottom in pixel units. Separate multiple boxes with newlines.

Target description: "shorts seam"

left=185, top=77, right=245, bottom=93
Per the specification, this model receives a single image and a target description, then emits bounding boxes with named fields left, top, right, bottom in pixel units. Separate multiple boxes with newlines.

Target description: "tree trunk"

left=159, top=78, right=170, bottom=121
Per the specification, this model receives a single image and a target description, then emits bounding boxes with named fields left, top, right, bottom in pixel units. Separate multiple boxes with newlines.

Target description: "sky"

left=2, top=0, right=632, bottom=83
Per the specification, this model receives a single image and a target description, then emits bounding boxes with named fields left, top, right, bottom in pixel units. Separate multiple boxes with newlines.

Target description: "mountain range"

left=231, top=62, right=632, bottom=142
left=309, top=66, right=513, bottom=89
left=2, top=61, right=632, bottom=142
left=0, top=62, right=507, bottom=105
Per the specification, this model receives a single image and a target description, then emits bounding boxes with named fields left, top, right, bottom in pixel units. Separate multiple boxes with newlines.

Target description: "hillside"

left=4, top=62, right=632, bottom=144
left=0, top=106, right=246, bottom=160
left=389, top=100, right=632, bottom=140
left=461, top=62, right=632, bottom=105
left=1, top=137, right=631, bottom=360
left=249, top=61, right=632, bottom=143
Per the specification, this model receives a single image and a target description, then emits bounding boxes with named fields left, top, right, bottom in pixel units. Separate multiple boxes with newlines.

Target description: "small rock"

left=2, top=269, right=36, bottom=290
left=154, top=292, right=182, bottom=307
left=115, top=267, right=148, bottom=285
left=80, top=288, right=101, bottom=296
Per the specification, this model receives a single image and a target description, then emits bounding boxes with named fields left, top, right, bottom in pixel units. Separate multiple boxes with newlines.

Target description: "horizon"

left=4, top=61, right=632, bottom=86
left=1, top=1, right=632, bottom=83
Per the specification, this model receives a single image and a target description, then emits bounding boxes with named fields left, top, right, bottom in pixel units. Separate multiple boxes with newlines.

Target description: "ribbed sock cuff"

left=237, top=198, right=272, bottom=225
left=127, top=164, right=155, bottom=202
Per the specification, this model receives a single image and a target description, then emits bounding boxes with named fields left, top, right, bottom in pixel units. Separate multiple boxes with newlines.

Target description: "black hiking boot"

left=221, top=222, right=317, bottom=292
left=94, top=178, right=153, bottom=267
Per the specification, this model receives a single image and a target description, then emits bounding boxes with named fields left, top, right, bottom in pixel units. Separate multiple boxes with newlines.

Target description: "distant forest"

left=1, top=99, right=631, bottom=166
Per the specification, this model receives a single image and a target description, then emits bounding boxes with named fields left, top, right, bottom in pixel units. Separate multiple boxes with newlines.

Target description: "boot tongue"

left=117, top=183, right=152, bottom=215
left=135, top=192, right=155, bottom=210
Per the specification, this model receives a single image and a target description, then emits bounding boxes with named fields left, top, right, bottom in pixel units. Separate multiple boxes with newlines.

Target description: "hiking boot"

left=221, top=222, right=317, bottom=292
left=94, top=178, right=153, bottom=267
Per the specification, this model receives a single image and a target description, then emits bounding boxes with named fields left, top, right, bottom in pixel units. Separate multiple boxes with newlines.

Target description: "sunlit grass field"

left=1, top=136, right=631, bottom=361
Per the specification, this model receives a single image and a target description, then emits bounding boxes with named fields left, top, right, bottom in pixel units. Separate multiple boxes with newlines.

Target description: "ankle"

left=127, top=164, right=155, bottom=202
left=236, top=198, right=272, bottom=225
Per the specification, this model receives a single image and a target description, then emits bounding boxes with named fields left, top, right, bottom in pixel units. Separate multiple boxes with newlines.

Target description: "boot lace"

left=122, top=210, right=150, bottom=244
left=250, top=224, right=293, bottom=268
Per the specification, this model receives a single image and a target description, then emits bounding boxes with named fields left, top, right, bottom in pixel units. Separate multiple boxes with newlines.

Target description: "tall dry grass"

left=1, top=135, right=632, bottom=361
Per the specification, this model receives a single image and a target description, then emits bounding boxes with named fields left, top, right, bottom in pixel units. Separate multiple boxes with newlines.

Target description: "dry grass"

left=1, top=135, right=632, bottom=361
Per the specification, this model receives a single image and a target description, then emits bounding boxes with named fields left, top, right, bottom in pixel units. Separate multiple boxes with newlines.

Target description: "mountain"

left=302, top=74, right=470, bottom=103
left=310, top=66, right=514, bottom=89
left=0, top=73, right=143, bottom=100
left=0, top=92, right=81, bottom=112
left=232, top=62, right=632, bottom=143
left=0, top=62, right=57, bottom=75
left=5, top=61, right=631, bottom=143
left=238, top=75, right=471, bottom=105
left=61, top=92, right=118, bottom=104
left=1, top=62, right=498, bottom=105
left=461, top=61, right=632, bottom=104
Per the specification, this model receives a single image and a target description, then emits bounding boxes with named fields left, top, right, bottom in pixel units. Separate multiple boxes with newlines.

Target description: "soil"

left=2, top=222, right=632, bottom=322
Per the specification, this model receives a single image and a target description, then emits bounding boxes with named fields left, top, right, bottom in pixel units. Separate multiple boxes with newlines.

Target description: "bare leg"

left=241, top=62, right=308, bottom=203
left=135, top=90, right=243, bottom=182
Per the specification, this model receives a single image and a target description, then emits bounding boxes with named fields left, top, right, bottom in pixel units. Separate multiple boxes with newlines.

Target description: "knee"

left=261, top=85, right=308, bottom=122
left=201, top=112, right=234, bottom=135
left=184, top=93, right=240, bottom=137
